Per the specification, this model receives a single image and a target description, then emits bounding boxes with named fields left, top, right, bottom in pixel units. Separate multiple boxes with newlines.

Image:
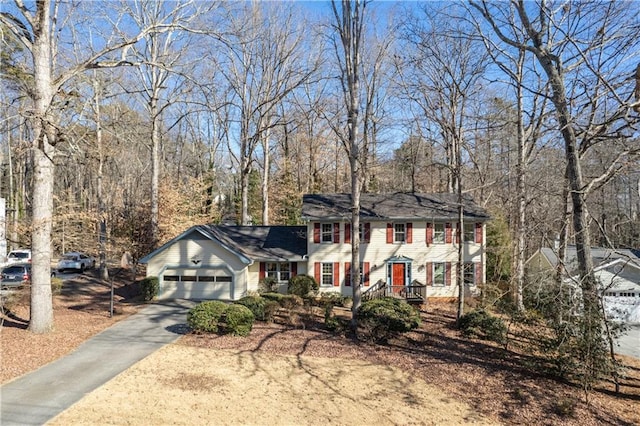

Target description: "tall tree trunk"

left=30, top=0, right=55, bottom=333
left=94, top=78, right=109, bottom=281
left=262, top=124, right=270, bottom=225
left=150, top=92, right=160, bottom=246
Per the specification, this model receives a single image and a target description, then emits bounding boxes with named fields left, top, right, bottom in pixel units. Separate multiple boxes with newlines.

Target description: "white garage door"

left=160, top=268, right=233, bottom=300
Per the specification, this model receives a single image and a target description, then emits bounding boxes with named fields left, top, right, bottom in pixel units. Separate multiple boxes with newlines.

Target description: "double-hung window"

left=463, top=223, right=475, bottom=243
left=394, top=223, right=406, bottom=243
left=433, top=263, right=445, bottom=287
left=321, top=223, right=333, bottom=243
left=463, top=263, right=475, bottom=286
left=433, top=223, right=445, bottom=243
left=321, top=263, right=334, bottom=286
left=266, top=262, right=291, bottom=282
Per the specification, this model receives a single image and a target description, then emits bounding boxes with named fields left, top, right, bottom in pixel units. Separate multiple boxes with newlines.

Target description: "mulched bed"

left=181, top=303, right=640, bottom=426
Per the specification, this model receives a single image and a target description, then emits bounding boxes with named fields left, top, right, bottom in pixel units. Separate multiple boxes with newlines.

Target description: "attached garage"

left=159, top=268, right=234, bottom=300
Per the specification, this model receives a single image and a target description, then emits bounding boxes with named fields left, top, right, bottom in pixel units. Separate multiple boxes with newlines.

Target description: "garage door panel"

left=160, top=268, right=233, bottom=300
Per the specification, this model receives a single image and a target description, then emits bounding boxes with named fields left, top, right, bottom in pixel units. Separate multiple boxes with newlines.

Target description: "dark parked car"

left=1, top=263, right=31, bottom=288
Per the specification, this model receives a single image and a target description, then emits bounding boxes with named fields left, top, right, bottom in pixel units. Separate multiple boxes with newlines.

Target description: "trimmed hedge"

left=224, top=304, right=255, bottom=336
left=187, top=301, right=228, bottom=333
left=187, top=301, right=255, bottom=336
left=237, top=295, right=266, bottom=321
left=287, top=274, right=319, bottom=298
left=357, top=297, right=421, bottom=343
left=140, top=276, right=159, bottom=301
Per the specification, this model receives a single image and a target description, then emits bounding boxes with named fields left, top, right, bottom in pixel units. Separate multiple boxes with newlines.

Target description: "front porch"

left=362, top=279, right=427, bottom=305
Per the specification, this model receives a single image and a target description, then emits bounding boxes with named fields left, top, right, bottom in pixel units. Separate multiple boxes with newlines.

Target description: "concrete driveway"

left=0, top=299, right=195, bottom=426
left=616, top=325, right=640, bottom=359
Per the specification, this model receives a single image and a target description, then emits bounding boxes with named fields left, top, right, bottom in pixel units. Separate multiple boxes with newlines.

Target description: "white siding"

left=146, top=234, right=249, bottom=300
left=307, top=220, right=486, bottom=298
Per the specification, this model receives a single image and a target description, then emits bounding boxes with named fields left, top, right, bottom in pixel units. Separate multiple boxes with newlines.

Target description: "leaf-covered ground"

left=2, top=275, right=639, bottom=425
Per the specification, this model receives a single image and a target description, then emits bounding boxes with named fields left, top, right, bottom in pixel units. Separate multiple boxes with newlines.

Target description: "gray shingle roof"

left=541, top=245, right=640, bottom=276
left=301, top=193, right=490, bottom=221
left=196, top=225, right=307, bottom=262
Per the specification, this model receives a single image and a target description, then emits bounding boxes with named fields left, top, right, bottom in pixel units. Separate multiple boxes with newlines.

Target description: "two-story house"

left=140, top=193, right=490, bottom=302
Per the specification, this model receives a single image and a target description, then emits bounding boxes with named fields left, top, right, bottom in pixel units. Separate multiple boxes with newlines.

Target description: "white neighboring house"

left=140, top=193, right=490, bottom=302
left=526, top=246, right=640, bottom=324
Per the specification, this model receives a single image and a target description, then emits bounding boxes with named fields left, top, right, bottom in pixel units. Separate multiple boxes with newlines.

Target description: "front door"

left=392, top=263, right=406, bottom=293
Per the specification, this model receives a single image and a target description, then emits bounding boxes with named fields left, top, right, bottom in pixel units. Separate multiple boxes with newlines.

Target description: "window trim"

left=266, top=262, right=291, bottom=282
left=321, top=262, right=334, bottom=287
left=433, top=223, right=445, bottom=244
left=394, top=223, right=406, bottom=243
left=433, top=263, right=446, bottom=287
left=321, top=223, right=333, bottom=243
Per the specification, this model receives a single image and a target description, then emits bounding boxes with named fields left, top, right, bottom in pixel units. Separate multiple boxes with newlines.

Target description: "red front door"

left=392, top=263, right=405, bottom=293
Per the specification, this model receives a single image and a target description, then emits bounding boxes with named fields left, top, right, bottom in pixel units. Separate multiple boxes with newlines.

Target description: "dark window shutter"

left=364, top=223, right=371, bottom=243
left=475, top=262, right=482, bottom=285
left=445, top=223, right=452, bottom=244
left=456, top=223, right=461, bottom=244
left=291, top=262, right=297, bottom=277
left=333, top=223, right=340, bottom=244
left=426, top=223, right=433, bottom=246
left=386, top=223, right=393, bottom=243
left=426, top=262, right=433, bottom=286
left=345, top=223, right=351, bottom=244
left=333, top=262, right=340, bottom=286
left=475, top=223, right=483, bottom=244
left=363, top=262, right=370, bottom=286
left=345, top=262, right=351, bottom=287
left=406, top=222, right=413, bottom=243
left=445, top=262, right=452, bottom=286
left=313, top=223, right=320, bottom=243
left=259, top=262, right=266, bottom=280
left=314, top=262, right=321, bottom=283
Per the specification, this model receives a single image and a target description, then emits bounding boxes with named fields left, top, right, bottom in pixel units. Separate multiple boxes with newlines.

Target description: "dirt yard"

left=2, top=272, right=640, bottom=425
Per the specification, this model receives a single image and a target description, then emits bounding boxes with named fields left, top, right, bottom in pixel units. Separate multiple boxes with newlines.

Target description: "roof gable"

left=301, top=193, right=490, bottom=221
left=139, top=225, right=307, bottom=264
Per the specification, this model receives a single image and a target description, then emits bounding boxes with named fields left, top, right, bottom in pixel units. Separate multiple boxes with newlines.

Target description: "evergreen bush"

left=225, top=304, right=255, bottom=336
left=287, top=274, right=319, bottom=298
left=458, top=308, right=507, bottom=344
left=187, top=301, right=228, bottom=333
left=237, top=295, right=266, bottom=321
left=357, top=297, right=421, bottom=343
left=258, top=276, right=279, bottom=293
left=140, top=276, right=159, bottom=301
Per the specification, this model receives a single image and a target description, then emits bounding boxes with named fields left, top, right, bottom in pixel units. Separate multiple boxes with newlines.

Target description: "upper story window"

left=394, top=223, right=406, bottom=243
left=433, top=223, right=445, bottom=243
left=387, top=222, right=412, bottom=244
left=463, top=223, right=475, bottom=242
left=321, top=223, right=334, bottom=243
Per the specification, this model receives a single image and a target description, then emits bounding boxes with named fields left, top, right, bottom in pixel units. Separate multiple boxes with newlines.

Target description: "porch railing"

left=362, top=279, right=427, bottom=303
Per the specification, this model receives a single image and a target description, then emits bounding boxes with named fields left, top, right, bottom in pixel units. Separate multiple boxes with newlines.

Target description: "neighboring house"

left=525, top=245, right=640, bottom=323
left=140, top=193, right=490, bottom=302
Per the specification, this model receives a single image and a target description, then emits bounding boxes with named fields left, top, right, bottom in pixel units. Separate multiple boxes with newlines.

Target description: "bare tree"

left=217, top=3, right=318, bottom=225
left=0, top=0, right=197, bottom=333
left=329, top=0, right=369, bottom=328
left=471, top=0, right=640, bottom=391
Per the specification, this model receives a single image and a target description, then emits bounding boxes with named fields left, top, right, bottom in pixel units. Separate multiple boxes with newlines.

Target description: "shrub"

left=357, top=297, right=421, bottom=343
left=225, top=304, right=255, bottom=336
left=318, top=292, right=350, bottom=308
left=288, top=274, right=319, bottom=298
left=51, top=277, right=63, bottom=295
left=458, top=308, right=507, bottom=344
left=237, top=295, right=266, bottom=321
left=258, top=276, right=279, bottom=293
left=140, top=276, right=159, bottom=301
left=324, top=303, right=349, bottom=334
left=187, top=301, right=228, bottom=333
left=262, top=292, right=302, bottom=309
left=264, top=300, right=280, bottom=323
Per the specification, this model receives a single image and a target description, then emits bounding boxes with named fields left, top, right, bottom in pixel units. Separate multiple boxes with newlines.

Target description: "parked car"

left=1, top=263, right=31, bottom=288
left=6, top=249, right=31, bottom=265
left=57, top=252, right=95, bottom=272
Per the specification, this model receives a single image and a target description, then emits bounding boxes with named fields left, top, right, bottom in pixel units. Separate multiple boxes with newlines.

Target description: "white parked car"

left=6, top=249, right=32, bottom=265
left=57, top=252, right=95, bottom=272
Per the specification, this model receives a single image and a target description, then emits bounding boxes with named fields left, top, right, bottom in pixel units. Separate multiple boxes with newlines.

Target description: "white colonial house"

left=140, top=193, right=490, bottom=302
